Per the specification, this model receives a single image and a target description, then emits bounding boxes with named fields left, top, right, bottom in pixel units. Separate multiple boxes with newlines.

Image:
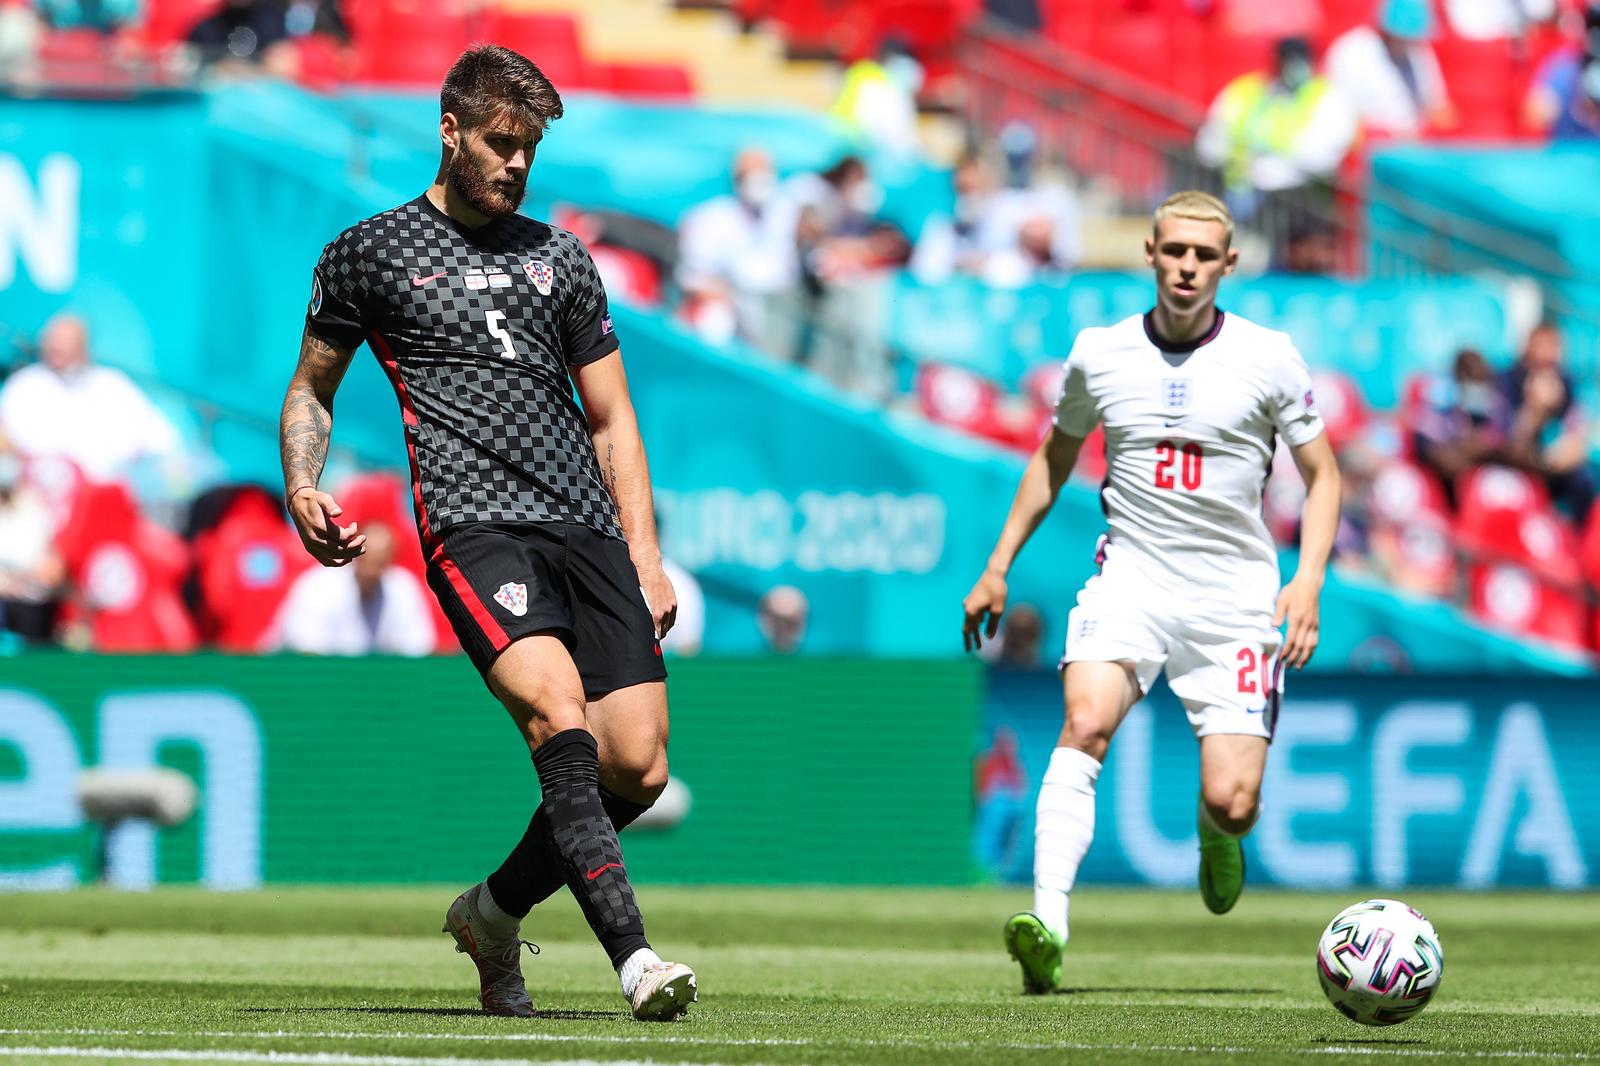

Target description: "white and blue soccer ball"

left=1316, top=898, right=1444, bottom=1026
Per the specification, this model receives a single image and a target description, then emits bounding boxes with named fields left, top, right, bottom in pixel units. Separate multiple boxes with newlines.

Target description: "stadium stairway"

left=502, top=0, right=839, bottom=111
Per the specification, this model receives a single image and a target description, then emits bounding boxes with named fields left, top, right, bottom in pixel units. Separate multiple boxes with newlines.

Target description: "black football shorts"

left=426, top=521, right=667, bottom=698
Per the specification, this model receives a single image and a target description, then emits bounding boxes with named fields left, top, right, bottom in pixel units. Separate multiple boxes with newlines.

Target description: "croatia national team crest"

left=523, top=259, right=553, bottom=296
left=1162, top=377, right=1193, bottom=411
left=493, top=581, right=529, bottom=617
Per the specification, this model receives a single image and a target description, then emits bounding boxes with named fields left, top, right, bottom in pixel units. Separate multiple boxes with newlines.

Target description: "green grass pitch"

left=0, top=886, right=1595, bottom=1064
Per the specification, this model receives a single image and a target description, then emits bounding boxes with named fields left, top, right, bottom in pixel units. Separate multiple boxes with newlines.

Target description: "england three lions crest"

left=494, top=581, right=529, bottom=617
left=1162, top=377, right=1193, bottom=411
left=523, top=260, right=553, bottom=296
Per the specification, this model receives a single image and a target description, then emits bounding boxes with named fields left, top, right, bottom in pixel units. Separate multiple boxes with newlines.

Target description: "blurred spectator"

left=1523, top=4, right=1600, bottom=139
left=757, top=584, right=808, bottom=654
left=0, top=313, right=183, bottom=484
left=788, top=156, right=909, bottom=396
left=0, top=435, right=63, bottom=642
left=269, top=522, right=433, bottom=656
left=655, top=504, right=705, bottom=657
left=1195, top=37, right=1357, bottom=236
left=980, top=122, right=1081, bottom=286
left=0, top=1, right=43, bottom=68
left=1413, top=347, right=1510, bottom=500
left=992, top=603, right=1045, bottom=666
left=187, top=0, right=314, bottom=74
left=1499, top=323, right=1595, bottom=518
left=677, top=148, right=798, bottom=349
left=1327, top=0, right=1456, bottom=137
left=830, top=37, right=922, bottom=158
left=1445, top=0, right=1558, bottom=39
left=911, top=154, right=1001, bottom=283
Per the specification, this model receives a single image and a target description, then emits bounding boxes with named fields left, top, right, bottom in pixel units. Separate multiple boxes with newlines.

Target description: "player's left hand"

left=637, top=562, right=678, bottom=640
left=1274, top=574, right=1322, bottom=670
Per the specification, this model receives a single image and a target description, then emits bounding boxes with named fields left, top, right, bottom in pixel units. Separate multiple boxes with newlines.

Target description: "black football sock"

left=487, top=785, right=653, bottom=917
left=524, top=728, right=650, bottom=967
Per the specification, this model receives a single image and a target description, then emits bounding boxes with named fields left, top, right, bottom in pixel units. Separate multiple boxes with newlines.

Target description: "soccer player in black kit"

left=278, top=45, right=696, bottom=1021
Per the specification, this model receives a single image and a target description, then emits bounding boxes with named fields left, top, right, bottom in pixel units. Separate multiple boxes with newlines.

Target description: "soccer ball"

left=1315, top=898, right=1444, bottom=1026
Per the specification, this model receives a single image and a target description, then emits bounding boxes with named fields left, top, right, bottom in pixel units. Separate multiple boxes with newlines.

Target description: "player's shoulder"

left=323, top=200, right=424, bottom=261
left=1221, top=311, right=1301, bottom=361
left=513, top=215, right=599, bottom=265
left=1068, top=314, right=1145, bottom=364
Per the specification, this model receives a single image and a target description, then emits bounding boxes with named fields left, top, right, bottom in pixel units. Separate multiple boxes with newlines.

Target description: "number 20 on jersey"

left=1154, top=439, right=1203, bottom=491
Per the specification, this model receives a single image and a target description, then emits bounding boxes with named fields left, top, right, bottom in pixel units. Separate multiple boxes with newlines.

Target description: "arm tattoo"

left=603, top=441, right=619, bottom=501
left=279, top=330, right=352, bottom=495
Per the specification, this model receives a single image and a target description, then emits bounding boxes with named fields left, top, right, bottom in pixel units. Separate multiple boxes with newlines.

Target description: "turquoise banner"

left=979, top=670, right=1600, bottom=888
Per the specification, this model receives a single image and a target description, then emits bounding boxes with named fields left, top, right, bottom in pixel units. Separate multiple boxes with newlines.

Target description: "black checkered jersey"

left=306, top=195, right=623, bottom=545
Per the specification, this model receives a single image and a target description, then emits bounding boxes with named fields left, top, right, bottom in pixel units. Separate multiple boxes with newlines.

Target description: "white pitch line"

left=0, top=1030, right=1591, bottom=1062
left=0, top=1050, right=723, bottom=1066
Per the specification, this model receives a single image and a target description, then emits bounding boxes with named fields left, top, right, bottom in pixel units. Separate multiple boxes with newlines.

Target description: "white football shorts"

left=1062, top=566, right=1284, bottom=740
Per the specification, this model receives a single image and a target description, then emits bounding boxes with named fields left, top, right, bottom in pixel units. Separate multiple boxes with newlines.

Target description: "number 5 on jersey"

left=485, top=309, right=517, bottom=360
left=1155, top=439, right=1203, bottom=491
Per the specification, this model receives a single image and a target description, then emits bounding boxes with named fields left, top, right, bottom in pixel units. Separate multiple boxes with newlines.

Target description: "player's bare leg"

left=1196, top=733, right=1268, bottom=914
left=1006, top=660, right=1141, bottom=993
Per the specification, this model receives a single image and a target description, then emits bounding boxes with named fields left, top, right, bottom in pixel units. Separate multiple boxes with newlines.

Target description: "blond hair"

left=1152, top=191, right=1234, bottom=247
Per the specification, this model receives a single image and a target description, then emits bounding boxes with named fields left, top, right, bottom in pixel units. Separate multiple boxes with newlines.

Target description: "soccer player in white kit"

left=961, top=191, right=1342, bottom=993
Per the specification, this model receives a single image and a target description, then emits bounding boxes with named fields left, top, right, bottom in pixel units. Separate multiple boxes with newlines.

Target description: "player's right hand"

left=961, top=569, right=1008, bottom=652
left=288, top=488, right=367, bottom=567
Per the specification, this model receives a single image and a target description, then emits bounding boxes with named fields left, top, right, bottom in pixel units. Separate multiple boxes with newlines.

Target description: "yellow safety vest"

left=1215, top=72, right=1332, bottom=189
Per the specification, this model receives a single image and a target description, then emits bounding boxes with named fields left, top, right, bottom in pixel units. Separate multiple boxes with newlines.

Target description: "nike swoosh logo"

left=411, top=271, right=447, bottom=286
left=586, top=863, right=623, bottom=882
left=1164, top=418, right=1186, bottom=426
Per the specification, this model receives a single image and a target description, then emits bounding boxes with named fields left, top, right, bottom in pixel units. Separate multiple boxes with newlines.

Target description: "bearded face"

left=447, top=121, right=535, bottom=219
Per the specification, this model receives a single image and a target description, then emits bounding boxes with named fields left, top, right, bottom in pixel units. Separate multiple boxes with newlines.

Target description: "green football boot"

left=1003, top=912, right=1064, bottom=994
left=1198, top=822, right=1246, bottom=914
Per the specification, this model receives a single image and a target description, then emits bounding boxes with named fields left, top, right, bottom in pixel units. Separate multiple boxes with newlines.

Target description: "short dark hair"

left=440, top=45, right=564, bottom=133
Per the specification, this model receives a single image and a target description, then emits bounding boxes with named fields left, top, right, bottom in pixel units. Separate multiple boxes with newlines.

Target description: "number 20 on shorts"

left=1154, top=439, right=1203, bottom=491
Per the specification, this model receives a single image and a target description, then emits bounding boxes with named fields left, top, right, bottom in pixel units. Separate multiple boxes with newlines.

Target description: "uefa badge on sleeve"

left=523, top=260, right=553, bottom=296
left=310, top=274, right=323, bottom=316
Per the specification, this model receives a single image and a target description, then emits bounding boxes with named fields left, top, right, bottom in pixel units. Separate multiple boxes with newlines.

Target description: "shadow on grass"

left=1057, top=987, right=1278, bottom=996
left=243, top=1006, right=624, bottom=1022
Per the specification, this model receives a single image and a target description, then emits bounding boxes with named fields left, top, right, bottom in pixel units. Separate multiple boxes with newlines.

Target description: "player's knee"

left=1202, top=780, right=1260, bottom=834
left=1060, top=696, right=1117, bottom=760
left=603, top=741, right=668, bottom=802
left=495, top=679, right=587, bottom=745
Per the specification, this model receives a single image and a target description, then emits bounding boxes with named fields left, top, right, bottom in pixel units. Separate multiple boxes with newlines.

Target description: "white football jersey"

left=1054, top=310, right=1325, bottom=613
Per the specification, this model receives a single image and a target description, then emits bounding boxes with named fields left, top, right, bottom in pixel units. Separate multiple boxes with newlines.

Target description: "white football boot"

left=442, top=883, right=536, bottom=1017
left=628, top=961, right=698, bottom=1021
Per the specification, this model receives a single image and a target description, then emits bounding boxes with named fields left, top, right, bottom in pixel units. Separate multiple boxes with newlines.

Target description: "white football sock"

left=1033, top=746, right=1101, bottom=941
left=618, top=946, right=663, bottom=997
left=475, top=881, right=519, bottom=936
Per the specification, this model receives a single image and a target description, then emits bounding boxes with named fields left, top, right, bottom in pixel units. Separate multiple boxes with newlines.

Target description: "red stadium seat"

left=1308, top=369, right=1368, bottom=450
left=1369, top=459, right=1450, bottom=525
left=479, top=13, right=587, bottom=90
left=591, top=243, right=664, bottom=307
left=137, top=0, right=222, bottom=46
left=1455, top=464, right=1551, bottom=555
left=1432, top=37, right=1520, bottom=139
left=290, top=34, right=348, bottom=92
left=587, top=61, right=695, bottom=101
left=54, top=483, right=198, bottom=652
left=1468, top=562, right=1588, bottom=649
left=193, top=489, right=310, bottom=652
left=1579, top=498, right=1600, bottom=587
